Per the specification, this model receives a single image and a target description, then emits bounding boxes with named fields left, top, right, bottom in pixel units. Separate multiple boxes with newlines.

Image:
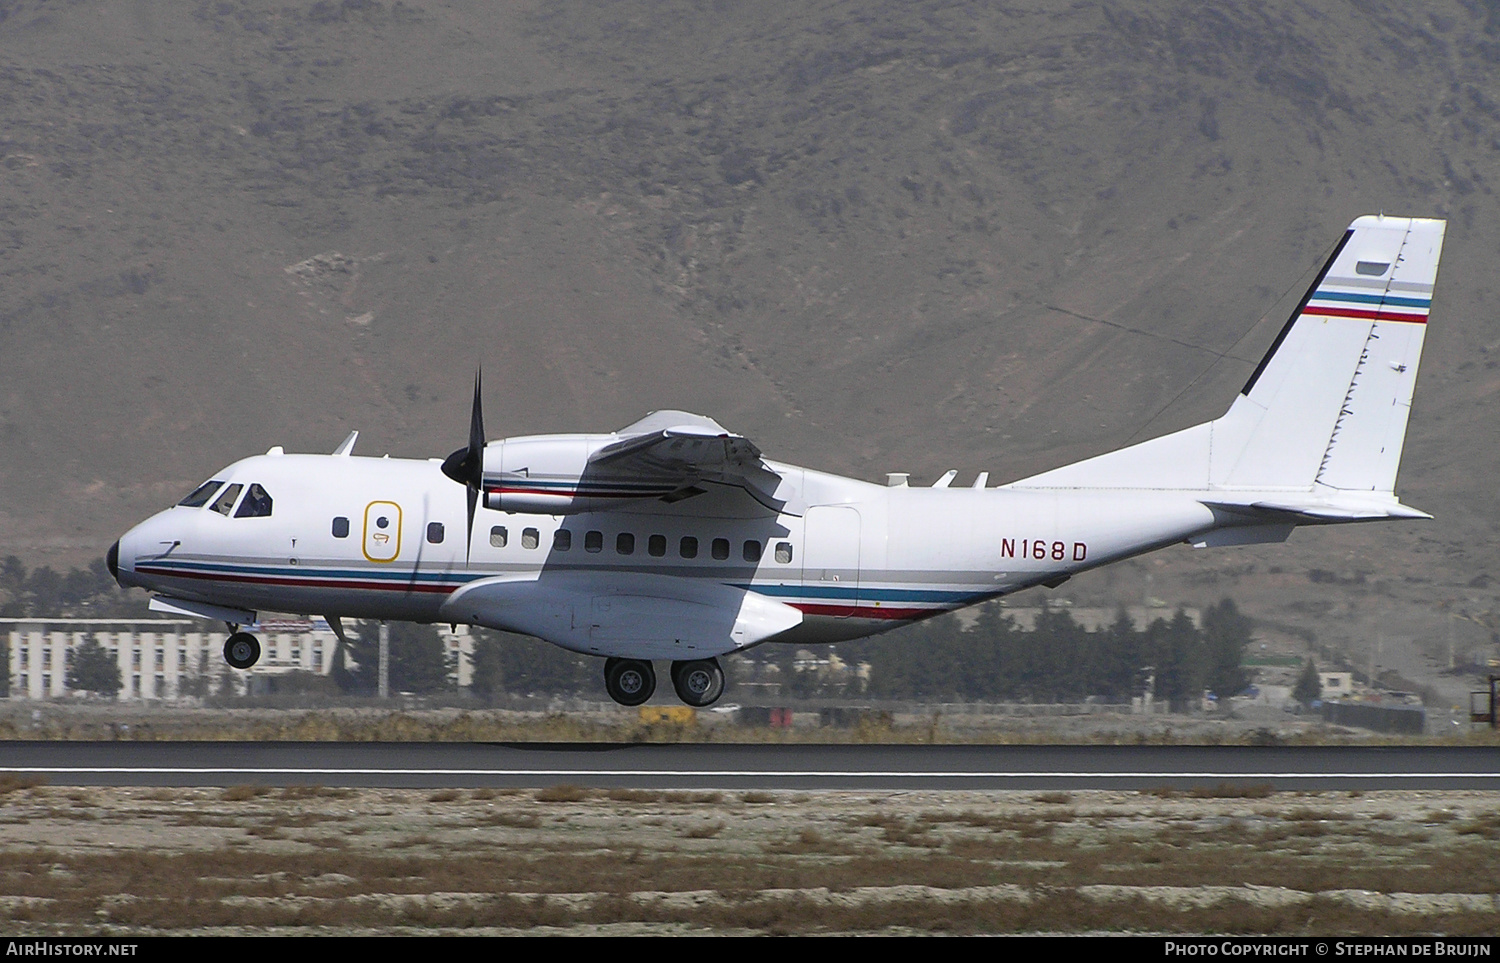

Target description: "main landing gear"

left=671, top=659, right=725, bottom=708
left=223, top=631, right=261, bottom=670
left=604, top=658, right=655, bottom=706
left=602, top=657, right=726, bottom=708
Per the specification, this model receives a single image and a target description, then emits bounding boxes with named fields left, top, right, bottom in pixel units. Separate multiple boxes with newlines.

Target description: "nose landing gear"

left=223, top=631, right=261, bottom=670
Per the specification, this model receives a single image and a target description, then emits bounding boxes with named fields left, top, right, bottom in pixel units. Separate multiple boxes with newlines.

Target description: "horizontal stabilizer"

left=1200, top=497, right=1433, bottom=522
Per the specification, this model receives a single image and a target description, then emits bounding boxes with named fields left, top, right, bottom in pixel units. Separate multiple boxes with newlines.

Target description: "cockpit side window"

left=178, top=480, right=224, bottom=508
left=234, top=483, right=273, bottom=518
left=209, top=483, right=244, bottom=516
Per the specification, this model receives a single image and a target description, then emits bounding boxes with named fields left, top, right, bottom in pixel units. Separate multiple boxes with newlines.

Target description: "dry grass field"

left=1, top=777, right=1497, bottom=935
left=1, top=701, right=1494, bottom=746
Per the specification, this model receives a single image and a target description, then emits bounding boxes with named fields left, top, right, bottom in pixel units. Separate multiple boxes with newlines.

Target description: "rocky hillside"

left=2, top=0, right=1498, bottom=667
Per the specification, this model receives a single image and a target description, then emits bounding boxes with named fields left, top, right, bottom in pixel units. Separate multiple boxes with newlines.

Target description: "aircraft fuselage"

left=113, top=450, right=1216, bottom=650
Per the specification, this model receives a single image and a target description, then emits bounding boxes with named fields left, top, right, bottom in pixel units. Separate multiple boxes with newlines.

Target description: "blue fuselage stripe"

left=139, top=559, right=983, bottom=610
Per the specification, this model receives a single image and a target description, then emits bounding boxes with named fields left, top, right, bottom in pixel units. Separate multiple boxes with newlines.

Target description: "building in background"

left=2, top=618, right=474, bottom=701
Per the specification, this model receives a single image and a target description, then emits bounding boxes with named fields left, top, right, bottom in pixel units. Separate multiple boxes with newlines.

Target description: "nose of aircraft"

left=110, top=508, right=192, bottom=592
left=109, top=516, right=158, bottom=591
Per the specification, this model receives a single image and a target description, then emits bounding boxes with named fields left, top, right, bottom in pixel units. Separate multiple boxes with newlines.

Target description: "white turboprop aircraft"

left=109, top=215, right=1444, bottom=707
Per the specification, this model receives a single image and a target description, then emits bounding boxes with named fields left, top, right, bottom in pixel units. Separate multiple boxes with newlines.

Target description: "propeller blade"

left=469, top=370, right=485, bottom=471
left=440, top=371, right=486, bottom=564
left=465, top=484, right=479, bottom=563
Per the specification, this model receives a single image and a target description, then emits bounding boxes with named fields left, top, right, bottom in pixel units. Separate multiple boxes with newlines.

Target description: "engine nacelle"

left=481, top=434, right=679, bottom=514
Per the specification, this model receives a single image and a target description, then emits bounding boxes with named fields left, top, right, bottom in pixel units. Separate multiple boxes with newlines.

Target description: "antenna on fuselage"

left=332, top=431, right=359, bottom=456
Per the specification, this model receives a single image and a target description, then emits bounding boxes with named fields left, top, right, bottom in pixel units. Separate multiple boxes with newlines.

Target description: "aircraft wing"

left=591, top=423, right=764, bottom=479
left=586, top=412, right=804, bottom=515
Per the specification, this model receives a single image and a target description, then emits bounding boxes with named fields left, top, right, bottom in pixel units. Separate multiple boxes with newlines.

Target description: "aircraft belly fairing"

left=438, top=570, right=804, bottom=660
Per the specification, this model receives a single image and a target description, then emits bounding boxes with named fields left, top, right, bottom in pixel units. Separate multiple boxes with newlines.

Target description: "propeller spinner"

left=441, top=372, right=485, bottom=562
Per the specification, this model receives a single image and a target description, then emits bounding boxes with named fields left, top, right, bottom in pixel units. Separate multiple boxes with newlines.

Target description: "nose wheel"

left=224, top=632, right=261, bottom=670
left=671, top=658, right=725, bottom=707
left=603, top=657, right=655, bottom=706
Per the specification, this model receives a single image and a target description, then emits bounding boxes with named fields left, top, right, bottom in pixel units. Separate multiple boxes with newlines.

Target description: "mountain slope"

left=1, top=0, right=1496, bottom=658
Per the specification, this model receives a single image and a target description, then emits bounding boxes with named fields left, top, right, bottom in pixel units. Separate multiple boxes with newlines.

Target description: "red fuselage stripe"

left=135, top=566, right=455, bottom=594
left=138, top=568, right=939, bottom=620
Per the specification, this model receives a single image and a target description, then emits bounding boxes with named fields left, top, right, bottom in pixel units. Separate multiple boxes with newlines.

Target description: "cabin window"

left=743, top=540, right=762, bottom=563
left=553, top=530, right=572, bottom=551
left=679, top=536, right=698, bottom=559
left=209, top=483, right=243, bottom=516
left=332, top=517, right=350, bottom=538
left=178, top=480, right=223, bottom=508
left=522, top=528, right=540, bottom=550
left=616, top=533, right=635, bottom=555
left=775, top=541, right=793, bottom=564
left=490, top=526, right=507, bottom=548
left=711, top=538, right=730, bottom=560
left=585, top=530, right=603, bottom=553
left=234, top=483, right=273, bottom=518
left=648, top=534, right=667, bottom=557
left=426, top=522, right=445, bottom=544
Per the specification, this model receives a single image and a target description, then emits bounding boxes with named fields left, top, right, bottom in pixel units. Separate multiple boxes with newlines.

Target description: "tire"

left=604, top=658, right=655, bottom=707
left=223, top=632, right=261, bottom=670
left=671, top=658, right=725, bottom=707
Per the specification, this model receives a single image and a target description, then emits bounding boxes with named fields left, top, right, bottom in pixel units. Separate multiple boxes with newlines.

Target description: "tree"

left=1202, top=598, right=1253, bottom=699
left=1096, top=606, right=1147, bottom=700
left=1148, top=609, right=1205, bottom=709
left=1293, top=658, right=1322, bottom=704
left=340, top=621, right=455, bottom=694
left=65, top=634, right=122, bottom=697
left=0, top=556, right=24, bottom=599
left=468, top=629, right=593, bottom=698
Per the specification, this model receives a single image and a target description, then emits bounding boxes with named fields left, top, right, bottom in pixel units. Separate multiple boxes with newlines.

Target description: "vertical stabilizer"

left=1217, top=215, right=1442, bottom=493
left=1008, top=215, right=1444, bottom=503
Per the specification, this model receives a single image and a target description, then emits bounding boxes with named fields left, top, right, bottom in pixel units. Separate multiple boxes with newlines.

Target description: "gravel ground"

left=1, top=780, right=1497, bottom=935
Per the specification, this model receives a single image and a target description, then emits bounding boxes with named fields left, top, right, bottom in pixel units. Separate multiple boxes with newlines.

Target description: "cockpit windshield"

left=209, top=483, right=244, bottom=516
left=234, top=483, right=274, bottom=518
left=178, top=480, right=224, bottom=508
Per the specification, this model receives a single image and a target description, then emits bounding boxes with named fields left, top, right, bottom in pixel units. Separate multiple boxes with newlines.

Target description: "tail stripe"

left=1302, top=304, right=1427, bottom=324
left=1308, top=290, right=1430, bottom=308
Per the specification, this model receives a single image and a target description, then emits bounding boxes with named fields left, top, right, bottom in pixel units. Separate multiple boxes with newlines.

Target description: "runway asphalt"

left=1, top=742, right=1497, bottom=790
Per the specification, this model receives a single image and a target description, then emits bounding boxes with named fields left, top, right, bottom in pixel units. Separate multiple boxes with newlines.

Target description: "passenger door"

left=801, top=506, right=860, bottom=618
left=363, top=500, right=403, bottom=562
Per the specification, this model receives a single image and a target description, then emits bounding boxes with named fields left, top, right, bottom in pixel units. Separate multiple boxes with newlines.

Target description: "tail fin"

left=1009, top=215, right=1444, bottom=509
left=1226, top=214, right=1441, bottom=493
